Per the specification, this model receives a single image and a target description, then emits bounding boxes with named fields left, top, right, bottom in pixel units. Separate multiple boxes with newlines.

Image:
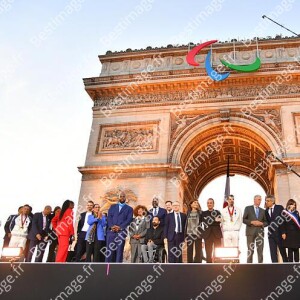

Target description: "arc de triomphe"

left=78, top=37, right=300, bottom=211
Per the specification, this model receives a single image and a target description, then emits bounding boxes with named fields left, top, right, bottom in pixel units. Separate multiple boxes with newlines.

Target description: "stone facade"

left=78, top=37, right=300, bottom=211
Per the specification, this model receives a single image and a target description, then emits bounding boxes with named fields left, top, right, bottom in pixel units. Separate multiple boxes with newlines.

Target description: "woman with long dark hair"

left=185, top=200, right=203, bottom=263
left=282, top=199, right=300, bottom=262
left=52, top=200, right=74, bottom=263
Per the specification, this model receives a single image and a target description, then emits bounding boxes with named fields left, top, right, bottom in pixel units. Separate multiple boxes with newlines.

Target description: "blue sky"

left=0, top=0, right=298, bottom=246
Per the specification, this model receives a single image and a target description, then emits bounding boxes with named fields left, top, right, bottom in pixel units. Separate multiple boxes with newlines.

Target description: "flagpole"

left=223, top=156, right=230, bottom=208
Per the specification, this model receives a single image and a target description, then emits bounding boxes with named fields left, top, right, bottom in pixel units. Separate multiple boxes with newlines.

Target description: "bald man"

left=27, top=205, right=52, bottom=262
left=105, top=192, right=133, bottom=263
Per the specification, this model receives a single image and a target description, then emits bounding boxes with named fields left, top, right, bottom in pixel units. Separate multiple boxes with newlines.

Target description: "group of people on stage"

left=2, top=192, right=300, bottom=263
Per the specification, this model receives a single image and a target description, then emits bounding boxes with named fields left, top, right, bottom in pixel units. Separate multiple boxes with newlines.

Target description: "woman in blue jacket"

left=85, top=204, right=107, bottom=262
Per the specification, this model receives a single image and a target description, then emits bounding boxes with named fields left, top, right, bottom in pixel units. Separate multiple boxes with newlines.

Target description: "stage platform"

left=0, top=263, right=300, bottom=299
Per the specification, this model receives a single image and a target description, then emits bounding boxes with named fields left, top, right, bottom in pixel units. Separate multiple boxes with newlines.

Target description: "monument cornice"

left=78, top=164, right=182, bottom=175
left=84, top=63, right=300, bottom=90
left=90, top=83, right=300, bottom=111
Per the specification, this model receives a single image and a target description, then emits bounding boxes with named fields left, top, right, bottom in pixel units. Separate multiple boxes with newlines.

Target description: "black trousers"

left=204, top=235, right=221, bottom=263
left=168, top=233, right=184, bottom=263
left=27, top=239, right=47, bottom=262
left=268, top=236, right=288, bottom=262
left=47, top=237, right=58, bottom=262
left=287, top=248, right=299, bottom=262
left=75, top=231, right=87, bottom=262
left=86, top=238, right=106, bottom=262
left=186, top=235, right=202, bottom=263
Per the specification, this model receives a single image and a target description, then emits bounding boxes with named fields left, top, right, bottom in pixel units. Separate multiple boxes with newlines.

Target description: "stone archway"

left=169, top=112, right=285, bottom=206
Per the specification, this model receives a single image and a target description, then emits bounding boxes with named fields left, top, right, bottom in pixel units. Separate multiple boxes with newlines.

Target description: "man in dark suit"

left=3, top=206, right=23, bottom=248
left=202, top=198, right=222, bottom=263
left=265, top=195, right=288, bottom=263
left=164, top=201, right=187, bottom=263
left=148, top=197, right=167, bottom=226
left=47, top=206, right=61, bottom=262
left=243, top=195, right=268, bottom=263
left=27, top=206, right=52, bottom=262
left=105, top=191, right=133, bottom=262
left=74, top=200, right=94, bottom=262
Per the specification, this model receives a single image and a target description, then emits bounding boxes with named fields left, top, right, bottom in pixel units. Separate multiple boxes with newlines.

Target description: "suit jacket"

left=144, top=226, right=164, bottom=246
left=52, top=208, right=74, bottom=236
left=129, top=217, right=149, bottom=244
left=3, top=214, right=18, bottom=244
left=107, top=204, right=133, bottom=231
left=85, top=214, right=107, bottom=241
left=201, top=210, right=222, bottom=240
left=265, top=204, right=284, bottom=237
left=243, top=205, right=268, bottom=236
left=4, top=214, right=18, bottom=234
left=164, top=212, right=187, bottom=242
left=77, top=212, right=88, bottom=233
left=149, top=207, right=167, bottom=226
left=28, top=212, right=51, bottom=241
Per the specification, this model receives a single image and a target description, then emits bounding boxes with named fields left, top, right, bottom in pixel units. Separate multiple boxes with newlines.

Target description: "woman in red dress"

left=52, top=200, right=74, bottom=262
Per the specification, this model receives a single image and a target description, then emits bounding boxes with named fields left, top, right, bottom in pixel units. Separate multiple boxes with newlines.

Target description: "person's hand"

left=97, top=211, right=102, bottom=219
left=282, top=233, right=286, bottom=240
left=115, top=226, right=121, bottom=232
left=36, top=234, right=42, bottom=241
left=215, top=216, right=221, bottom=222
left=44, top=236, right=48, bottom=241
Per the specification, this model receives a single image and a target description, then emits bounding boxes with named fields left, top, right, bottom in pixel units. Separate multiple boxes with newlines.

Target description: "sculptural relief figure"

left=102, top=128, right=154, bottom=150
left=254, top=109, right=282, bottom=138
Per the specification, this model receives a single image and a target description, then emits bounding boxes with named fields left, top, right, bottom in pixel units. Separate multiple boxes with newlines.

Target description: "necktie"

left=255, top=207, right=259, bottom=219
left=177, top=213, right=182, bottom=233
left=270, top=208, right=273, bottom=218
left=43, top=216, right=46, bottom=230
left=154, top=208, right=157, bottom=216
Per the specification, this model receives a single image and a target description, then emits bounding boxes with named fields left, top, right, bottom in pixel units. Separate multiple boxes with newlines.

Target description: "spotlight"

left=213, top=247, right=239, bottom=263
left=1, top=247, right=24, bottom=262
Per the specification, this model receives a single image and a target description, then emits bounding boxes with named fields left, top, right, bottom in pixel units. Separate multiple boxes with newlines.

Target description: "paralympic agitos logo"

left=186, top=40, right=261, bottom=81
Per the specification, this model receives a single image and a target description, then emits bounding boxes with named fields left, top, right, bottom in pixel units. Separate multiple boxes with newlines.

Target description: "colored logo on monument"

left=186, top=40, right=261, bottom=81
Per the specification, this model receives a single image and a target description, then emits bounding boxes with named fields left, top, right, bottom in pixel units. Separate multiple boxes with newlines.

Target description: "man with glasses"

left=164, top=201, right=187, bottom=263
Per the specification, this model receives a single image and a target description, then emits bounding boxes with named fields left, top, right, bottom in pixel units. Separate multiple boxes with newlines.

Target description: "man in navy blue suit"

left=149, top=197, right=167, bottom=226
left=164, top=201, right=187, bottom=263
left=265, top=195, right=288, bottom=263
left=27, top=205, right=52, bottom=262
left=105, top=191, right=133, bottom=263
